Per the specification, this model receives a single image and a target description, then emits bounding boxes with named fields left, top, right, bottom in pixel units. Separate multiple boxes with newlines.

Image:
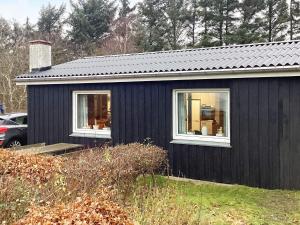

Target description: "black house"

left=17, top=40, right=300, bottom=189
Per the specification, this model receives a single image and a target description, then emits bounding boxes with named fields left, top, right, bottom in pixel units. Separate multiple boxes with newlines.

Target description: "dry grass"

left=129, top=184, right=202, bottom=225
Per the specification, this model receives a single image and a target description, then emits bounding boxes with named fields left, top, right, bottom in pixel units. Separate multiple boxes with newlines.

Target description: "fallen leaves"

left=0, top=149, right=62, bottom=184
left=14, top=195, right=134, bottom=225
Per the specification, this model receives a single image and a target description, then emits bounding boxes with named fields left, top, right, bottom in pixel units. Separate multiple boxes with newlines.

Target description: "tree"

left=89, top=0, right=138, bottom=55
left=186, top=0, right=200, bottom=47
left=37, top=3, right=66, bottom=41
left=289, top=0, right=300, bottom=40
left=209, top=0, right=239, bottom=46
left=236, top=0, right=266, bottom=44
left=0, top=18, right=27, bottom=112
left=135, top=0, right=167, bottom=51
left=24, top=17, right=35, bottom=41
left=264, top=0, right=289, bottom=42
left=119, top=0, right=134, bottom=17
left=0, top=17, right=12, bottom=49
left=0, top=48, right=28, bottom=112
left=164, top=0, right=188, bottom=49
left=198, top=0, right=214, bottom=47
left=68, top=0, right=116, bottom=55
left=223, top=0, right=239, bottom=44
left=100, top=0, right=137, bottom=54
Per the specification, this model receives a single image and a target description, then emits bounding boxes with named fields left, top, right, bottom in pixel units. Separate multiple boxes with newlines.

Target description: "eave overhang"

left=16, top=66, right=300, bottom=86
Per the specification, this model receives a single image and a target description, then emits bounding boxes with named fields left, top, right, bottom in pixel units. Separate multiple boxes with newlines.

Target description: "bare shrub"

left=100, top=143, right=168, bottom=196
left=62, top=149, right=105, bottom=195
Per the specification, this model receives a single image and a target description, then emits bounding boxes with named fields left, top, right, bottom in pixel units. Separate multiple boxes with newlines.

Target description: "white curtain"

left=178, top=93, right=187, bottom=134
left=77, top=94, right=88, bottom=129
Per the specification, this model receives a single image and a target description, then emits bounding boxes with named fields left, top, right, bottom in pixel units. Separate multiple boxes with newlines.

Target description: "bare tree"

left=0, top=46, right=28, bottom=112
left=100, top=14, right=138, bottom=55
left=0, top=18, right=28, bottom=113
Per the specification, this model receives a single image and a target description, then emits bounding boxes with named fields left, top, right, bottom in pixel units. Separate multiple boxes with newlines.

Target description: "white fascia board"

left=16, top=67, right=300, bottom=86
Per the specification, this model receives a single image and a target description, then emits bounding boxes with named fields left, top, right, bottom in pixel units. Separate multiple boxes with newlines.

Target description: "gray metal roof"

left=17, top=40, right=300, bottom=82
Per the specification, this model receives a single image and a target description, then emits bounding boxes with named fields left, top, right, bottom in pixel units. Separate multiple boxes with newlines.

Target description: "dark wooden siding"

left=27, top=77, right=300, bottom=189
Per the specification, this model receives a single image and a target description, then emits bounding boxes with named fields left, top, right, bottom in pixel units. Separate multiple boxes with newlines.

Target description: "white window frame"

left=72, top=90, right=111, bottom=138
left=172, top=88, right=230, bottom=147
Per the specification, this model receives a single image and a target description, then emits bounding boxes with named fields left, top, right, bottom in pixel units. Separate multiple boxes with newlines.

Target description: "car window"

left=11, top=116, right=27, bottom=125
left=0, top=119, right=17, bottom=125
left=23, top=117, right=27, bottom=125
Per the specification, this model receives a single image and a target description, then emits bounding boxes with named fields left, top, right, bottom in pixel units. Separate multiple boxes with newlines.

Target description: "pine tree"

left=186, top=0, right=200, bottom=47
left=135, top=0, right=167, bottom=51
left=37, top=3, right=66, bottom=41
left=24, top=17, right=35, bottom=41
left=223, top=0, right=239, bottom=44
left=209, top=0, right=239, bottom=46
left=289, top=0, right=300, bottom=40
left=236, top=0, right=266, bottom=44
left=264, top=0, right=289, bottom=42
left=68, top=0, right=116, bottom=50
left=164, top=0, right=188, bottom=49
left=119, top=0, right=135, bottom=17
left=198, top=0, right=214, bottom=47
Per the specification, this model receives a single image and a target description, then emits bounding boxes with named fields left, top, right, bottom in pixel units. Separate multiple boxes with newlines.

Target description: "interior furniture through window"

left=173, top=89, right=230, bottom=146
left=72, top=90, right=111, bottom=137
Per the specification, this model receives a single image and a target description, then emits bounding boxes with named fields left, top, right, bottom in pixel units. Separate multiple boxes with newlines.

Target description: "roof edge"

left=16, top=66, right=300, bottom=86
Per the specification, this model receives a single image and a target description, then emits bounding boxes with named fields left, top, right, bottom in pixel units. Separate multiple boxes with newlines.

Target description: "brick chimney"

left=29, top=40, right=52, bottom=72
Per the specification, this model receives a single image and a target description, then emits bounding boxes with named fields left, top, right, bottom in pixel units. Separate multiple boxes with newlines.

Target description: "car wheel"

left=7, top=139, right=22, bottom=148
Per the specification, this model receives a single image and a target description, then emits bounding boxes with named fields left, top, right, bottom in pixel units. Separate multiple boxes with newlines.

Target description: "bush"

left=100, top=143, right=168, bottom=195
left=0, top=143, right=168, bottom=224
left=62, top=149, right=105, bottom=195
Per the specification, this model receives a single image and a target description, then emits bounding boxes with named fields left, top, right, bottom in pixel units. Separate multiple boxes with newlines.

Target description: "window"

left=73, top=91, right=111, bottom=138
left=11, top=116, right=27, bottom=125
left=173, top=89, right=230, bottom=146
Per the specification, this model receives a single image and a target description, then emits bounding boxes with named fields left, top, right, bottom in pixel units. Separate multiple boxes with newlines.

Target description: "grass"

left=130, top=176, right=300, bottom=225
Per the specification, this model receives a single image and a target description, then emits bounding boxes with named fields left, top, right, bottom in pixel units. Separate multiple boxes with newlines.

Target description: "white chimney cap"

left=29, top=40, right=52, bottom=72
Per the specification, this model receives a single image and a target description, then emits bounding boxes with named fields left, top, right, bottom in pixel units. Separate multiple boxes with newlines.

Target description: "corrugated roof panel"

left=16, top=40, right=300, bottom=80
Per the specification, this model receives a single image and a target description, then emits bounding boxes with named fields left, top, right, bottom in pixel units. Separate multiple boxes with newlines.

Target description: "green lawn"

left=131, top=176, right=300, bottom=225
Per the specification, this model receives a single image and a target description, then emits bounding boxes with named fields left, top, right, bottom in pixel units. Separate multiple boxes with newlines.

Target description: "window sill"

left=70, top=132, right=111, bottom=139
left=170, top=139, right=231, bottom=148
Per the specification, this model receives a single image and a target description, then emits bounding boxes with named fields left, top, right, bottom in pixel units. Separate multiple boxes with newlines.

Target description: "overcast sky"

left=0, top=0, right=138, bottom=24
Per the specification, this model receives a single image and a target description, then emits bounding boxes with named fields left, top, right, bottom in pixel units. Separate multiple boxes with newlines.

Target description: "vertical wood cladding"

left=27, top=77, right=300, bottom=189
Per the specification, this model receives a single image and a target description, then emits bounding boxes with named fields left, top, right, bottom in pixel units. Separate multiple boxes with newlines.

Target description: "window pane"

left=177, top=91, right=228, bottom=137
left=14, top=116, right=27, bottom=125
left=77, top=93, right=111, bottom=131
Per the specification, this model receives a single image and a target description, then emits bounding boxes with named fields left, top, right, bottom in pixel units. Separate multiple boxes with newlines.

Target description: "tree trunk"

left=268, top=3, right=273, bottom=42
left=173, top=20, right=177, bottom=49
left=290, top=0, right=294, bottom=40
left=204, top=7, right=208, bottom=35
left=225, top=2, right=229, bottom=45
left=192, top=11, right=196, bottom=46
